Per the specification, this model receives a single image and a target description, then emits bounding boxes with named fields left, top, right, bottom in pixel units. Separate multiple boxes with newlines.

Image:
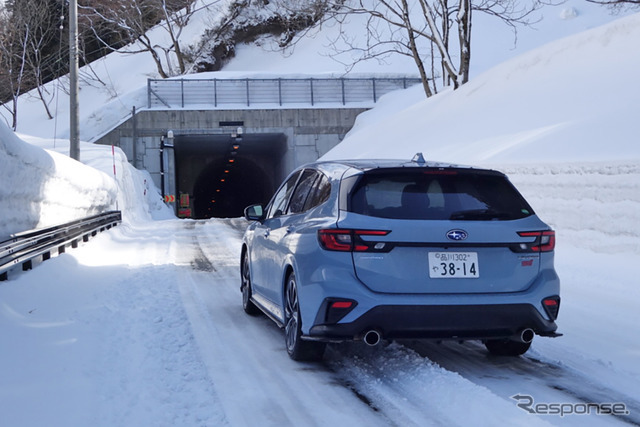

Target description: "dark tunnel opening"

left=174, top=133, right=287, bottom=219
left=193, top=157, right=274, bottom=218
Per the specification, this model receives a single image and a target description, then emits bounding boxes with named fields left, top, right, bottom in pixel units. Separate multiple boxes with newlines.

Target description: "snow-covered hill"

left=322, top=12, right=640, bottom=164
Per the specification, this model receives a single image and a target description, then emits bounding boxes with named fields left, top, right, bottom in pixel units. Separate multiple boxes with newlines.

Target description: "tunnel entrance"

left=174, top=133, right=287, bottom=219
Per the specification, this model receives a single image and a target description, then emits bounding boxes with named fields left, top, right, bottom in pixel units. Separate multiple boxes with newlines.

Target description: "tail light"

left=542, top=296, right=560, bottom=320
left=514, top=230, right=556, bottom=253
left=318, top=229, right=390, bottom=252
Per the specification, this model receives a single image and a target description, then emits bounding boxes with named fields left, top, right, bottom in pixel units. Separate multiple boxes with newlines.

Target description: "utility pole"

left=69, top=0, right=80, bottom=161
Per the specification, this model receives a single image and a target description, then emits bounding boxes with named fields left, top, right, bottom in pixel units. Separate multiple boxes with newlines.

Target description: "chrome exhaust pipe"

left=363, top=330, right=382, bottom=346
left=517, top=328, right=535, bottom=344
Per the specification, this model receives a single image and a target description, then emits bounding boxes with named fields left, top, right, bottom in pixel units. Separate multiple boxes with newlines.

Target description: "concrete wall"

left=95, top=107, right=368, bottom=195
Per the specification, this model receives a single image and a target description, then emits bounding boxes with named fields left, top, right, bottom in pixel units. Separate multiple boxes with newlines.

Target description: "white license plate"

left=428, top=252, right=479, bottom=278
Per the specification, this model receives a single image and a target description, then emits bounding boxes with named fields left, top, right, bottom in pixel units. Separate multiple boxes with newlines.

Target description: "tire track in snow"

left=323, top=342, right=550, bottom=427
left=404, top=339, right=640, bottom=426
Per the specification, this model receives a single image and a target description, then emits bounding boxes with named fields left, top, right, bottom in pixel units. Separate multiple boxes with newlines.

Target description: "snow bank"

left=502, top=162, right=640, bottom=255
left=0, top=122, right=116, bottom=238
left=1, top=119, right=172, bottom=238
left=17, top=134, right=175, bottom=228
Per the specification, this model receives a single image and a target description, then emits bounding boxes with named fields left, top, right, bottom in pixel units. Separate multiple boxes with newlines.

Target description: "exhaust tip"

left=363, top=330, right=382, bottom=346
left=519, top=328, right=535, bottom=344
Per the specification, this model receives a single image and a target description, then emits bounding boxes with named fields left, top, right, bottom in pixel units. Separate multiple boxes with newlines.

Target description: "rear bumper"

left=307, top=303, right=558, bottom=342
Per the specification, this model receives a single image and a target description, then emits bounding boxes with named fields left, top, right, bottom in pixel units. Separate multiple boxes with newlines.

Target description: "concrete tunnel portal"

left=93, top=105, right=375, bottom=218
left=174, top=133, right=287, bottom=219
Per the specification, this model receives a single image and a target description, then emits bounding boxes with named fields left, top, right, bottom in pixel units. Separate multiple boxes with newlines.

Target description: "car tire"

left=241, top=252, right=260, bottom=316
left=484, top=339, right=532, bottom=356
left=284, top=272, right=326, bottom=361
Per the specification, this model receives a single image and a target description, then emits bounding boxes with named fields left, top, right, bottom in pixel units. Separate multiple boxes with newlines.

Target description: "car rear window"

left=348, top=169, right=534, bottom=220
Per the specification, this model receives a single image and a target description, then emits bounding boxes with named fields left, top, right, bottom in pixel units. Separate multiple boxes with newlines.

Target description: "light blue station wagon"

left=241, top=155, right=561, bottom=361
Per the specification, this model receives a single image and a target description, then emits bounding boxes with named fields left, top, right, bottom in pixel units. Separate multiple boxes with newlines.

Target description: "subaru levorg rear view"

left=240, top=155, right=561, bottom=361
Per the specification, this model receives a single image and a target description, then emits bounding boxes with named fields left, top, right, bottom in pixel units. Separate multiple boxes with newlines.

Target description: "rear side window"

left=303, top=174, right=331, bottom=211
left=288, top=170, right=318, bottom=214
left=267, top=171, right=301, bottom=218
left=349, top=170, right=533, bottom=220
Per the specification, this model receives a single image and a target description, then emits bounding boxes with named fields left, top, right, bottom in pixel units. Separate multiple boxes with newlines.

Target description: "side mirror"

left=244, top=204, right=265, bottom=221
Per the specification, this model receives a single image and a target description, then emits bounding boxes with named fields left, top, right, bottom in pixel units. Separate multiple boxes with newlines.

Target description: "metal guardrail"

left=0, top=211, right=122, bottom=281
left=147, top=77, right=422, bottom=109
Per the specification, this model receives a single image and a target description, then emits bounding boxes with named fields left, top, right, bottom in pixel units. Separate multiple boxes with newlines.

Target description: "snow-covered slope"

left=0, top=0, right=631, bottom=144
left=321, top=12, right=640, bottom=164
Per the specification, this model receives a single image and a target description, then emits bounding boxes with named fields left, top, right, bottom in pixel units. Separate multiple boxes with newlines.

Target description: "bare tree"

left=0, top=7, right=30, bottom=130
left=0, top=0, right=63, bottom=128
left=78, top=0, right=202, bottom=78
left=156, top=0, right=196, bottom=74
left=22, top=1, right=60, bottom=120
left=325, top=0, right=544, bottom=97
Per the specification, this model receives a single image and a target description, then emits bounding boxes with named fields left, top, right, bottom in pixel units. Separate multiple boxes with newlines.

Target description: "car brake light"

left=516, top=230, right=556, bottom=252
left=318, top=229, right=390, bottom=252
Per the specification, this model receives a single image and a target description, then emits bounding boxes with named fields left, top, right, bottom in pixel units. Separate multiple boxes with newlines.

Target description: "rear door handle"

left=263, top=228, right=271, bottom=237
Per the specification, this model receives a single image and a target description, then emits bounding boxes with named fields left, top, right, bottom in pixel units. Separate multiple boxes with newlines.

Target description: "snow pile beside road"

left=502, top=162, right=640, bottom=255
left=0, top=122, right=117, bottom=238
left=0, top=120, right=172, bottom=238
